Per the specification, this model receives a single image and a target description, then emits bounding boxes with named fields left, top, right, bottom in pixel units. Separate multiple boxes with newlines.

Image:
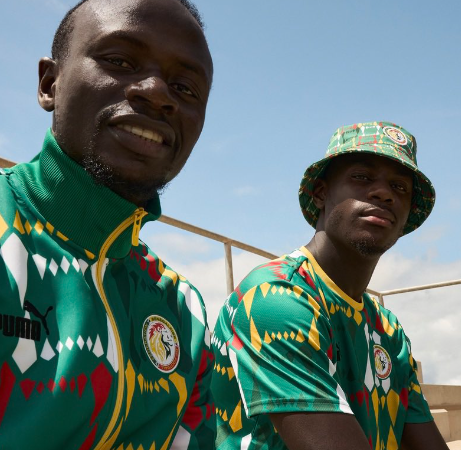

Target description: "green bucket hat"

left=298, top=121, right=436, bottom=235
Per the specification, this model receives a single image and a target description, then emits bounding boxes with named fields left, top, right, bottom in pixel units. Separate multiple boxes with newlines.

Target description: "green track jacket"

left=0, top=130, right=216, bottom=450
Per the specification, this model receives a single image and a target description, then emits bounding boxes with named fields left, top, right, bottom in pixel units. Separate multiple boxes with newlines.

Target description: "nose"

left=368, top=180, right=394, bottom=204
left=125, top=76, right=179, bottom=115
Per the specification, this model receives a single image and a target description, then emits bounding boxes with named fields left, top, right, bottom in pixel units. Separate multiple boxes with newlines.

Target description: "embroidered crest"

left=142, top=315, right=180, bottom=373
left=383, top=126, right=407, bottom=146
left=374, top=344, right=392, bottom=380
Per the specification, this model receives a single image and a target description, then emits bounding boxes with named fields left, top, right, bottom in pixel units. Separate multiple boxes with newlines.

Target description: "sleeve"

left=227, top=276, right=350, bottom=418
left=403, top=335, right=433, bottom=424
left=175, top=329, right=216, bottom=449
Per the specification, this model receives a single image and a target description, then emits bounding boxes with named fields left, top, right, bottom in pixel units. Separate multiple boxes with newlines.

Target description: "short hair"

left=51, top=0, right=205, bottom=61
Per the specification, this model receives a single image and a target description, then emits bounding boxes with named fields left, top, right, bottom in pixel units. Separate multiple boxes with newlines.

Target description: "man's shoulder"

left=363, top=293, right=405, bottom=341
left=235, top=248, right=310, bottom=292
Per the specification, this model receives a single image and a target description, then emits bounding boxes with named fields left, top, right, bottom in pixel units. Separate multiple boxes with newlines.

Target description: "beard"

left=81, top=151, right=169, bottom=202
left=348, top=234, right=397, bottom=257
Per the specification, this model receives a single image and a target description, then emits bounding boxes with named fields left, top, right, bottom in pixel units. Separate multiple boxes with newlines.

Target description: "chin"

left=348, top=232, right=399, bottom=257
left=82, top=153, right=168, bottom=202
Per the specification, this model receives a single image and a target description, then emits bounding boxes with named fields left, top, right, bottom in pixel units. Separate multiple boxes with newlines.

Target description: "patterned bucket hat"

left=298, top=121, right=436, bottom=235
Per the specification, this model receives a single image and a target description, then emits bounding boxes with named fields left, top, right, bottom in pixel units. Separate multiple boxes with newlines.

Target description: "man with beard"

left=0, top=0, right=215, bottom=449
left=212, top=122, right=448, bottom=449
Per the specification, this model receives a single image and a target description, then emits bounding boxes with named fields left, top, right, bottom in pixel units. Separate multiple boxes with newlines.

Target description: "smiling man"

left=212, top=122, right=449, bottom=450
left=0, top=0, right=215, bottom=449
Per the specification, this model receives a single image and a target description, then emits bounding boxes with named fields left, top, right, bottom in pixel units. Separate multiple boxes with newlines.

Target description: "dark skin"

left=38, top=0, right=213, bottom=206
left=270, top=154, right=448, bottom=449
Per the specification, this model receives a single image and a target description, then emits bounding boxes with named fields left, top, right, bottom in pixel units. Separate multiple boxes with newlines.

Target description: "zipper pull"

left=131, top=208, right=147, bottom=247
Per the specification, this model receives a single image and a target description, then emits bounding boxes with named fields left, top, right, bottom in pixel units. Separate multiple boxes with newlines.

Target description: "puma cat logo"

left=24, top=301, right=53, bottom=336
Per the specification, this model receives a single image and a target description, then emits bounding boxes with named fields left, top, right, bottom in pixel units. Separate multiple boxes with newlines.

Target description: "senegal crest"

left=374, top=344, right=392, bottom=380
left=142, top=315, right=180, bottom=373
left=383, top=126, right=407, bottom=146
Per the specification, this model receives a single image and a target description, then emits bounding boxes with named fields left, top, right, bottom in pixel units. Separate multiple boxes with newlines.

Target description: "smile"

left=116, top=124, right=164, bottom=144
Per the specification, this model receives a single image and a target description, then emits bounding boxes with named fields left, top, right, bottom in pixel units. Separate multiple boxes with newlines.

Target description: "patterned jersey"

left=212, top=247, right=432, bottom=450
left=0, top=130, right=215, bottom=450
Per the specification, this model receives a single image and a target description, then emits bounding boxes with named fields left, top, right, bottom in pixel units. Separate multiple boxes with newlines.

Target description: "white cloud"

left=414, top=224, right=448, bottom=244
left=233, top=185, right=260, bottom=196
left=145, top=232, right=213, bottom=258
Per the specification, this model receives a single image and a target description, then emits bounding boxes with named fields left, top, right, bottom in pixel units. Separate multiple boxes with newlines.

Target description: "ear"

left=312, top=179, right=327, bottom=209
left=38, top=57, right=58, bottom=112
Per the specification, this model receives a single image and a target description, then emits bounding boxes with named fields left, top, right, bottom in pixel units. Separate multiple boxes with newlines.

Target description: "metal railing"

left=2, top=155, right=461, bottom=305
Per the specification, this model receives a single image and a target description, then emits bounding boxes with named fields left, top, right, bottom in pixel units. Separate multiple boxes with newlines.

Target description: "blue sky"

left=2, top=0, right=460, bottom=384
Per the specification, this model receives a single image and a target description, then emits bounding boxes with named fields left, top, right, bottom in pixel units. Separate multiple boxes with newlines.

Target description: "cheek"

left=56, top=61, right=119, bottom=110
left=180, top=105, right=206, bottom=145
left=324, top=198, right=359, bottom=231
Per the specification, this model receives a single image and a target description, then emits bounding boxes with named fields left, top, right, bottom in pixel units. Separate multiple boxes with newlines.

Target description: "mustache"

left=96, top=101, right=169, bottom=129
left=95, top=103, right=129, bottom=129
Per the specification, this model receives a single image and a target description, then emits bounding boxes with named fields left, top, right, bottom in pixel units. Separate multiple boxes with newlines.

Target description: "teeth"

left=116, top=124, right=163, bottom=144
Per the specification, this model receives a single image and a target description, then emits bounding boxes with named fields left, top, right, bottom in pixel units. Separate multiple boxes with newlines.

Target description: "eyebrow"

left=93, top=31, right=211, bottom=84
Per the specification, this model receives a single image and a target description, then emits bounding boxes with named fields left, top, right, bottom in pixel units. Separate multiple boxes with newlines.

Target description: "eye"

left=391, top=182, right=409, bottom=193
left=170, top=83, right=196, bottom=97
left=105, top=57, right=133, bottom=69
left=351, top=173, right=370, bottom=181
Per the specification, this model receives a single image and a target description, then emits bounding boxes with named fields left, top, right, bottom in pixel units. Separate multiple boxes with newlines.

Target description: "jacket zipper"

left=93, top=207, right=148, bottom=450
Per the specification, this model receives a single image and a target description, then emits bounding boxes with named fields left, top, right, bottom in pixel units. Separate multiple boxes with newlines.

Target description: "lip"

left=360, top=208, right=396, bottom=228
left=108, top=115, right=176, bottom=158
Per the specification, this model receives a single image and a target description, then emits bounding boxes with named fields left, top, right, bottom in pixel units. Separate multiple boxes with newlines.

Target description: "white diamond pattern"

left=41, top=339, right=55, bottom=361
left=32, top=254, right=47, bottom=280
left=60, top=256, right=70, bottom=274
left=93, top=335, right=104, bottom=357
left=77, top=336, right=84, bottom=349
left=72, top=258, right=80, bottom=272
left=65, top=337, right=74, bottom=350
left=79, top=259, right=89, bottom=274
left=49, top=259, right=58, bottom=276
left=56, top=341, right=63, bottom=353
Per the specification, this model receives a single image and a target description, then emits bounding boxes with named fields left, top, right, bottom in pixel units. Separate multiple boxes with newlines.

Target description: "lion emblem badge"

left=374, top=344, right=392, bottom=380
left=142, top=315, right=180, bottom=373
left=383, top=126, right=407, bottom=146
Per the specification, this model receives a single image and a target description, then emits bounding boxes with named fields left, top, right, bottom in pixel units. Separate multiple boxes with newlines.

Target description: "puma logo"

left=24, top=301, right=53, bottom=336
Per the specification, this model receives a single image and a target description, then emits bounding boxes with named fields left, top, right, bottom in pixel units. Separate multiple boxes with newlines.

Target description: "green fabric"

left=298, top=121, right=436, bottom=234
left=211, top=248, right=432, bottom=450
left=0, top=133, right=216, bottom=450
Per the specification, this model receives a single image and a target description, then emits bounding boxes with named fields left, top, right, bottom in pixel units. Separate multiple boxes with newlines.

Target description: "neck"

left=305, top=231, right=380, bottom=302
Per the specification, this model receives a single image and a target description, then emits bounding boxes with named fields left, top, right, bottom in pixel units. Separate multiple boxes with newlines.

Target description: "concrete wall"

left=423, top=383, right=461, bottom=443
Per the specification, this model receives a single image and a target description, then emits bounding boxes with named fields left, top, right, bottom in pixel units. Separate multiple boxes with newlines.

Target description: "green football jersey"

left=212, top=247, right=432, bottom=450
left=0, top=130, right=216, bottom=450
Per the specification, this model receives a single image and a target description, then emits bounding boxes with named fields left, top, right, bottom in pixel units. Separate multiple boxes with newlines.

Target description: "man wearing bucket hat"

left=211, top=121, right=448, bottom=449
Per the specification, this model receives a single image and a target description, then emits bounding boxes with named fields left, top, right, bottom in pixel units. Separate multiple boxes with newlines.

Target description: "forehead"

left=69, top=0, right=212, bottom=81
left=325, top=153, right=414, bottom=180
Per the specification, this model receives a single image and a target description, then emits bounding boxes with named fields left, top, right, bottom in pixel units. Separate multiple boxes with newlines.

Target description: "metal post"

left=224, top=242, right=234, bottom=295
left=378, top=293, right=385, bottom=307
